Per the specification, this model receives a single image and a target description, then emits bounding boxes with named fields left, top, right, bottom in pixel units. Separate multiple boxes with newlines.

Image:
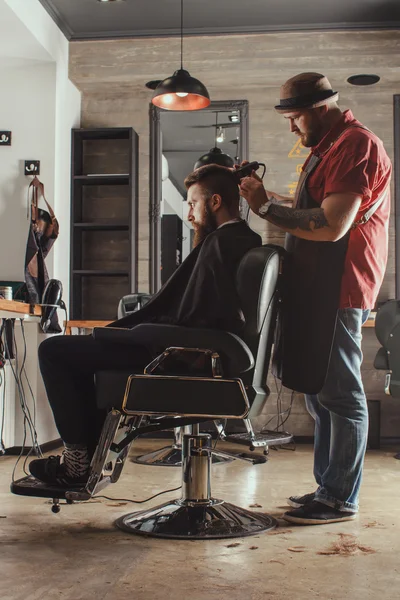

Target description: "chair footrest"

left=11, top=476, right=83, bottom=499
left=225, top=430, right=293, bottom=448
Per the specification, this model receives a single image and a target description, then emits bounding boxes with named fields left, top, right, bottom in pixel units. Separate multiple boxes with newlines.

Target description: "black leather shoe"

left=283, top=500, right=357, bottom=525
left=29, top=456, right=88, bottom=487
left=287, top=491, right=316, bottom=508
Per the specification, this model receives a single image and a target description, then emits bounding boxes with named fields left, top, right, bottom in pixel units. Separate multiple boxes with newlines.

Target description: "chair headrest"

left=236, top=245, right=283, bottom=337
left=375, top=300, right=400, bottom=346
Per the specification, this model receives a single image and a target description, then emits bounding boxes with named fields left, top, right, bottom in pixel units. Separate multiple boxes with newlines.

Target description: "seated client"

left=29, top=164, right=262, bottom=487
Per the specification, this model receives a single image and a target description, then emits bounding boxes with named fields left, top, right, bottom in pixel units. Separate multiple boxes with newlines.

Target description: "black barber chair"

left=133, top=245, right=292, bottom=467
left=11, top=245, right=292, bottom=539
left=374, top=300, right=400, bottom=398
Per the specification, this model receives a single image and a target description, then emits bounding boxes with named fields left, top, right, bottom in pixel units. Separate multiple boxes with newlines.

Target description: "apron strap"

left=28, top=176, right=56, bottom=221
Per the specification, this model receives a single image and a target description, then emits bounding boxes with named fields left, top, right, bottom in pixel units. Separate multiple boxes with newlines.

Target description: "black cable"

left=14, top=323, right=40, bottom=454
left=2, top=320, right=41, bottom=480
left=213, top=418, right=227, bottom=450
left=180, top=0, right=183, bottom=70
left=94, top=484, right=182, bottom=505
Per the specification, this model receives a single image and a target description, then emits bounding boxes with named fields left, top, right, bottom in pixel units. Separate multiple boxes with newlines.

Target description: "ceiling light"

left=347, top=74, right=380, bottom=86
left=229, top=114, right=240, bottom=123
left=98, top=0, right=125, bottom=3
left=152, top=0, right=210, bottom=111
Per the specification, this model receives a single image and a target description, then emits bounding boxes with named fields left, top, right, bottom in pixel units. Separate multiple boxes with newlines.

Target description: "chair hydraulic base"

left=132, top=425, right=233, bottom=467
left=116, top=498, right=276, bottom=539
left=132, top=445, right=233, bottom=467
left=117, top=426, right=277, bottom=539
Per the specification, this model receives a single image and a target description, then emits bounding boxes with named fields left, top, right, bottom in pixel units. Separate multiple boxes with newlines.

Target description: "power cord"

left=1, top=319, right=42, bottom=481
left=94, top=484, right=182, bottom=505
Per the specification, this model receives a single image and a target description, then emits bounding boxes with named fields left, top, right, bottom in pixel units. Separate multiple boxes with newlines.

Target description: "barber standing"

left=240, top=72, right=392, bottom=525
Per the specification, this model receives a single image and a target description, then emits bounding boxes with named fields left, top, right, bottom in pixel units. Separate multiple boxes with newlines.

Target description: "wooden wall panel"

left=69, top=29, right=400, bottom=438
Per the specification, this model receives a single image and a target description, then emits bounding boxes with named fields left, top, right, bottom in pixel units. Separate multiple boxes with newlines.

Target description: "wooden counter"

left=0, top=299, right=41, bottom=317
left=65, top=312, right=377, bottom=334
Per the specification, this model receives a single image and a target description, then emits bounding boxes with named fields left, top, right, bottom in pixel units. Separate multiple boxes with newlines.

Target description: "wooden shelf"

left=73, top=175, right=130, bottom=185
left=73, top=270, right=129, bottom=276
left=70, top=127, right=138, bottom=319
left=73, top=222, right=129, bottom=231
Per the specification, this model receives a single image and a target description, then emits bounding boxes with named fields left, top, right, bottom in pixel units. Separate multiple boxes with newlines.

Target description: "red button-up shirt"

left=304, top=109, right=392, bottom=309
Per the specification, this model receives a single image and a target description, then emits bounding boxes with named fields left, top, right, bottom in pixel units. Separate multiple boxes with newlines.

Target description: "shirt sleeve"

left=323, top=133, right=379, bottom=205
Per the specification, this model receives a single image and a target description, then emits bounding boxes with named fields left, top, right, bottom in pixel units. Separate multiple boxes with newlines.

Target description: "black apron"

left=272, top=125, right=379, bottom=395
left=24, top=177, right=61, bottom=333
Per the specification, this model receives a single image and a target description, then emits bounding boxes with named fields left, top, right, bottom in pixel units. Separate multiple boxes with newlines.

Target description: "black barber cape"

left=111, top=220, right=261, bottom=334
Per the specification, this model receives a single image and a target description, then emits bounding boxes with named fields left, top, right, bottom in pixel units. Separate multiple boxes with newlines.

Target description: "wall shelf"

left=70, top=127, right=139, bottom=320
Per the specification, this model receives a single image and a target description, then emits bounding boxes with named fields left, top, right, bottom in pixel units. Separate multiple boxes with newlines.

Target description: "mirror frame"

left=149, top=99, right=249, bottom=293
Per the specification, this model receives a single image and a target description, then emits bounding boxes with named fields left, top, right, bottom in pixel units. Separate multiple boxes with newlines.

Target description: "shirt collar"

left=218, top=218, right=243, bottom=229
left=312, top=109, right=357, bottom=157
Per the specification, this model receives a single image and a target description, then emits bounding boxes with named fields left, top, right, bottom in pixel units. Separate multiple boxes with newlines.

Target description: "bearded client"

left=28, top=164, right=261, bottom=488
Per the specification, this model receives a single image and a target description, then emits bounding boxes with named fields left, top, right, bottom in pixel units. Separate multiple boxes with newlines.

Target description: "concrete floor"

left=0, top=440, right=399, bottom=600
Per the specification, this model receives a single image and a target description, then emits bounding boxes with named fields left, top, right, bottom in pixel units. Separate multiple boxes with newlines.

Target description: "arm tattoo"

left=265, top=198, right=329, bottom=232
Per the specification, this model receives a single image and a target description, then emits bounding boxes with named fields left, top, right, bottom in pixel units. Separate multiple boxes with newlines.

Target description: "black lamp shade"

left=152, top=69, right=210, bottom=111
left=194, top=147, right=235, bottom=170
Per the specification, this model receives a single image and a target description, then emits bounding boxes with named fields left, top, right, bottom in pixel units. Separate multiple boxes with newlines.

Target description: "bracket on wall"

left=24, top=161, right=40, bottom=176
left=0, top=131, right=11, bottom=146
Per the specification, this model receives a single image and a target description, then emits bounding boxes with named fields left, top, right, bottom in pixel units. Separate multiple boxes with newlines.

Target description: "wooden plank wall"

left=69, top=30, right=400, bottom=439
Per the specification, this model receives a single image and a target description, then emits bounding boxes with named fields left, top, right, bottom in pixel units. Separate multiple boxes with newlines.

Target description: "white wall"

left=0, top=0, right=81, bottom=308
left=0, top=63, right=56, bottom=281
left=0, top=0, right=81, bottom=446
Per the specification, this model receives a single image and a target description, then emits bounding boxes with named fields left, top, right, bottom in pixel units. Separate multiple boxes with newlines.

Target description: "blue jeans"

left=304, top=308, right=370, bottom=513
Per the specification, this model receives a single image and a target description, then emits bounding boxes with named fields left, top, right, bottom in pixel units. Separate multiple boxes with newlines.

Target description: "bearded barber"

left=240, top=72, right=391, bottom=525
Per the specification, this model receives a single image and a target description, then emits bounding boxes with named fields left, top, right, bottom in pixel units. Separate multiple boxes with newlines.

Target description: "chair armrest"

left=93, top=323, right=254, bottom=374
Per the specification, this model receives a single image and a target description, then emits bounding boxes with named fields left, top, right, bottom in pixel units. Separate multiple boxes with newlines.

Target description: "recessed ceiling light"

left=347, top=74, right=380, bottom=86
left=98, top=0, right=125, bottom=3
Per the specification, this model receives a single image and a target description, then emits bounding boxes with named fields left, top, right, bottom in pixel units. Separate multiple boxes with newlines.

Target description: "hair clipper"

left=232, top=161, right=260, bottom=183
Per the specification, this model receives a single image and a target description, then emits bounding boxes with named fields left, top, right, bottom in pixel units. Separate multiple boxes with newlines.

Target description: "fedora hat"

left=274, top=72, right=339, bottom=113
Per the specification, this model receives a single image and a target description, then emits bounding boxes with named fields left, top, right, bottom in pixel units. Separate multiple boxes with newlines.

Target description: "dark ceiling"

left=39, top=0, right=400, bottom=41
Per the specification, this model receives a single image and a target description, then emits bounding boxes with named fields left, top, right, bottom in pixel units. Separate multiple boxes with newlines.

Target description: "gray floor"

left=0, top=440, right=399, bottom=600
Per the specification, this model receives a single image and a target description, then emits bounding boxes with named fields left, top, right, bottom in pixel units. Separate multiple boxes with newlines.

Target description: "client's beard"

left=193, top=205, right=218, bottom=248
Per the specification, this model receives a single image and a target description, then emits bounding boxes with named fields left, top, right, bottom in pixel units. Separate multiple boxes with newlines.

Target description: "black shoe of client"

left=29, top=455, right=89, bottom=488
left=283, top=501, right=357, bottom=525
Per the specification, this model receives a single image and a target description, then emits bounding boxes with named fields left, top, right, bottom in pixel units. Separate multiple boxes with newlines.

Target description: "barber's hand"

left=240, top=172, right=268, bottom=214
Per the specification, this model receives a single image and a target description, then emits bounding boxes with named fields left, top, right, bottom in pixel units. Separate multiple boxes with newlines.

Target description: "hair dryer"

left=40, top=279, right=66, bottom=333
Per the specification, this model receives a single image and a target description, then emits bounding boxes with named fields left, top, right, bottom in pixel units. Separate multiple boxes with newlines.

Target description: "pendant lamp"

left=152, top=0, right=210, bottom=111
left=194, top=112, right=234, bottom=169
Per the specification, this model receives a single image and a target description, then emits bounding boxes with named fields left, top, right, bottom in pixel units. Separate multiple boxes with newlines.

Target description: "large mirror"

left=149, top=100, right=249, bottom=293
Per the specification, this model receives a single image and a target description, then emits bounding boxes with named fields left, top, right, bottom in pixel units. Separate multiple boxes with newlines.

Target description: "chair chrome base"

left=132, top=445, right=233, bottom=467
left=115, top=499, right=276, bottom=539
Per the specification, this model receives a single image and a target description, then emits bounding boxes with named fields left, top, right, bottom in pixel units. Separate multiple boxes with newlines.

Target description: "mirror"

left=149, top=100, right=249, bottom=293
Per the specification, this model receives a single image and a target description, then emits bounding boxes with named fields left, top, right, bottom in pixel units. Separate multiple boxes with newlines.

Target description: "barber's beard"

left=193, top=205, right=218, bottom=248
left=301, top=121, right=324, bottom=148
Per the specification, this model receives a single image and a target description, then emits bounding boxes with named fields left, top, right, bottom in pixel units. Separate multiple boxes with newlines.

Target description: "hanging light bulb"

left=152, top=0, right=210, bottom=111
left=216, top=127, right=225, bottom=144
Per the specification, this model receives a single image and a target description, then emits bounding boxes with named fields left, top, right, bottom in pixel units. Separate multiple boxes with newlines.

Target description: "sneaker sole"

left=282, top=512, right=357, bottom=525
